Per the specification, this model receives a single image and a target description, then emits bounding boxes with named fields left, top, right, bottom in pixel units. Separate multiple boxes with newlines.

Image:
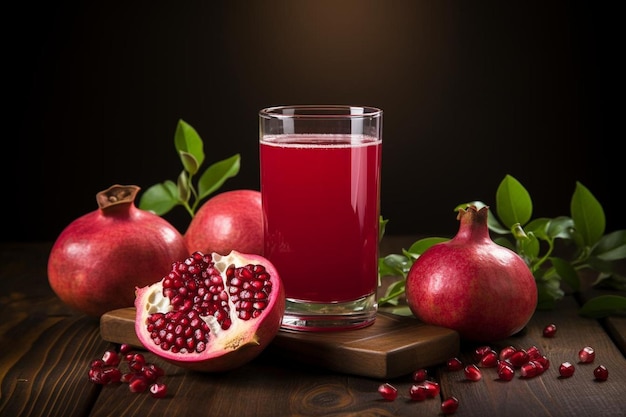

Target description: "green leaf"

left=495, top=175, right=533, bottom=228
left=379, top=254, right=412, bottom=278
left=197, top=154, right=242, bottom=199
left=177, top=171, right=190, bottom=203
left=579, top=295, right=626, bottom=318
left=591, top=230, right=626, bottom=261
left=174, top=119, right=205, bottom=168
left=570, top=182, right=605, bottom=246
left=138, top=181, right=180, bottom=215
left=550, top=257, right=580, bottom=291
left=179, top=151, right=200, bottom=176
left=517, top=231, right=540, bottom=262
left=379, top=216, right=389, bottom=242
left=407, top=237, right=448, bottom=255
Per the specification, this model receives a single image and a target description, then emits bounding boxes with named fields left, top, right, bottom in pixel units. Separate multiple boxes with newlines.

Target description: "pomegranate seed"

left=150, top=383, right=168, bottom=398
left=412, top=368, right=428, bottom=382
left=464, top=364, right=482, bottom=381
left=129, top=376, right=148, bottom=393
left=520, top=361, right=540, bottom=378
left=498, top=345, right=517, bottom=361
left=473, top=345, right=493, bottom=362
left=543, top=323, right=557, bottom=337
left=423, top=380, right=440, bottom=398
left=119, top=343, right=133, bottom=354
left=509, top=349, right=529, bottom=368
left=578, top=346, right=595, bottom=363
left=535, top=355, right=550, bottom=371
left=102, top=367, right=122, bottom=384
left=378, top=383, right=398, bottom=401
left=526, top=345, right=541, bottom=360
left=446, top=357, right=463, bottom=371
left=478, top=351, right=498, bottom=368
left=409, top=384, right=428, bottom=401
left=593, top=365, right=609, bottom=381
left=102, top=350, right=120, bottom=367
left=497, top=363, right=515, bottom=381
left=559, top=362, right=575, bottom=378
left=441, top=396, right=459, bottom=414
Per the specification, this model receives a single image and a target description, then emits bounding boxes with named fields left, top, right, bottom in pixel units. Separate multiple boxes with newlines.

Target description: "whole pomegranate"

left=47, top=185, right=189, bottom=317
left=184, top=190, right=263, bottom=256
left=134, top=250, right=285, bottom=372
left=405, top=206, right=537, bottom=342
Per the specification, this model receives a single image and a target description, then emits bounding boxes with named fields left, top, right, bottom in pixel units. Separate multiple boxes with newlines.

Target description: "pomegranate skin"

left=47, top=185, right=189, bottom=317
left=405, top=206, right=537, bottom=342
left=184, top=190, right=263, bottom=256
left=134, top=250, right=285, bottom=372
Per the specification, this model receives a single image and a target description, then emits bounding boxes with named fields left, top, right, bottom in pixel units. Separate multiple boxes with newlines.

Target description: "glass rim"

left=259, top=105, right=382, bottom=120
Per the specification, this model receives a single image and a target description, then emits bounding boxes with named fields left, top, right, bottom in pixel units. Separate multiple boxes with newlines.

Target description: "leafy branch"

left=378, top=174, right=626, bottom=318
left=138, top=119, right=241, bottom=218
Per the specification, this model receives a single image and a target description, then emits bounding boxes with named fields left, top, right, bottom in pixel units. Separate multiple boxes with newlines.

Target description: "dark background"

left=4, top=1, right=623, bottom=243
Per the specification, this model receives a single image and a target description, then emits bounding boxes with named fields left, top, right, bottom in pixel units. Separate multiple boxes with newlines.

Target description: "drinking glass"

left=259, top=105, right=382, bottom=331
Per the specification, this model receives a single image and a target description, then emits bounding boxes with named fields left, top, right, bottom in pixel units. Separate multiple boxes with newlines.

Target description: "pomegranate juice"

left=260, top=134, right=381, bottom=303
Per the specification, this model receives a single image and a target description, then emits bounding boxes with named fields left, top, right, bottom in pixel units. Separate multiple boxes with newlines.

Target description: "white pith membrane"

left=135, top=251, right=273, bottom=361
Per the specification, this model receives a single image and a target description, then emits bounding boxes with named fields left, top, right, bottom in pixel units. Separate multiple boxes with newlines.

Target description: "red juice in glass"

left=260, top=132, right=382, bottom=330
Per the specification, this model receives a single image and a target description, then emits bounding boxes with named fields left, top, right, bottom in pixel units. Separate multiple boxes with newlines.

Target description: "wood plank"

left=100, top=308, right=460, bottom=379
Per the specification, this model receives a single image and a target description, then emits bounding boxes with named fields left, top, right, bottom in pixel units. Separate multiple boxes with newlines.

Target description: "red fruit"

left=578, top=346, right=595, bottom=363
left=184, top=190, right=263, bottom=256
left=559, top=362, right=575, bottom=378
left=378, top=383, right=398, bottom=401
left=134, top=250, right=285, bottom=372
left=497, top=362, right=515, bottom=381
left=464, top=364, right=482, bottom=381
left=405, top=206, right=537, bottom=342
left=447, top=357, right=464, bottom=371
left=593, top=365, right=608, bottom=381
left=150, top=383, right=168, bottom=398
left=543, top=323, right=557, bottom=337
left=48, top=185, right=189, bottom=317
left=423, top=380, right=440, bottom=398
left=409, top=384, right=428, bottom=401
left=441, top=396, right=459, bottom=414
left=412, top=368, right=428, bottom=382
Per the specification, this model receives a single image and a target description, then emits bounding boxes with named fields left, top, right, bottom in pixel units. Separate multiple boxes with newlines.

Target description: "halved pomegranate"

left=134, top=250, right=285, bottom=372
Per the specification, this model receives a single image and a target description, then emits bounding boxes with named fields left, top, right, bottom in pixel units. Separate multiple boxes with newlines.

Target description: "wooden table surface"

left=1, top=239, right=625, bottom=417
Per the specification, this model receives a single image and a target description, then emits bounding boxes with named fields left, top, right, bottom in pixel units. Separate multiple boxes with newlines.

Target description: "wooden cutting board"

left=100, top=308, right=459, bottom=379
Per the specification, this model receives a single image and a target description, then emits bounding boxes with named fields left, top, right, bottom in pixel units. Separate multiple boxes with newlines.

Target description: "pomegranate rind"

left=184, top=190, right=263, bottom=256
left=134, top=250, right=285, bottom=372
left=405, top=206, right=538, bottom=342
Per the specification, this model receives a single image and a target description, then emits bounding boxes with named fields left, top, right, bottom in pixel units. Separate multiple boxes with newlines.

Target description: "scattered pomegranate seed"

left=478, top=350, right=498, bottom=368
left=101, top=350, right=120, bottom=367
left=88, top=346, right=169, bottom=398
left=423, top=380, right=440, bottom=398
left=526, top=345, right=541, bottom=360
left=119, top=343, right=133, bottom=354
left=129, top=377, right=148, bottom=393
left=535, top=355, right=550, bottom=371
left=473, top=345, right=493, bottom=362
left=412, top=368, right=428, bottom=382
left=441, top=396, right=459, bottom=414
left=497, top=362, right=515, bottom=381
left=578, top=346, right=595, bottom=363
left=498, top=345, right=517, bottom=361
left=409, top=384, right=428, bottom=401
left=446, top=357, right=463, bottom=371
left=520, top=362, right=538, bottom=378
left=543, top=323, right=557, bottom=337
left=509, top=349, right=529, bottom=368
left=150, top=383, right=168, bottom=398
left=378, top=383, right=398, bottom=401
left=464, top=364, right=482, bottom=381
left=559, top=362, right=575, bottom=378
left=593, top=365, right=609, bottom=381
